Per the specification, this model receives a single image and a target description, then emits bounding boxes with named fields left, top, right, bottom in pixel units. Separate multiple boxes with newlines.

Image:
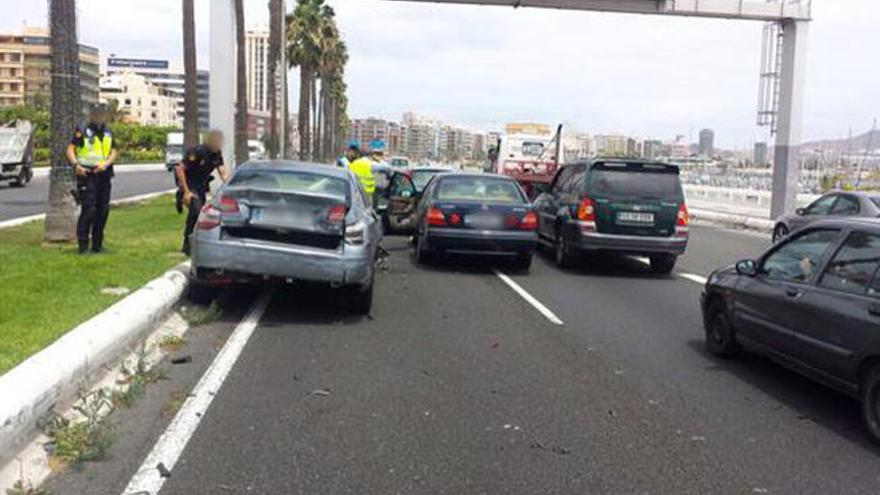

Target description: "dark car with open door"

left=386, top=172, right=538, bottom=270
left=701, top=218, right=880, bottom=443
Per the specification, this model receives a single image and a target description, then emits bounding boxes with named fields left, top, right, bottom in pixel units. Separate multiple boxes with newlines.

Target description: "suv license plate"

left=617, top=211, right=654, bottom=224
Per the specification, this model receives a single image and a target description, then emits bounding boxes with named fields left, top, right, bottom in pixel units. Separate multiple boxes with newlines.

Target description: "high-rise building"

left=0, top=27, right=99, bottom=115
left=244, top=29, right=282, bottom=114
left=754, top=141, right=769, bottom=166
left=642, top=139, right=664, bottom=159
left=99, top=71, right=178, bottom=126
left=699, top=128, right=715, bottom=156
left=104, top=56, right=210, bottom=129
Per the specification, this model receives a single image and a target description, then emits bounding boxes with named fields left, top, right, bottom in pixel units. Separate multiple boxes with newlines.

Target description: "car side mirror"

left=401, top=190, right=412, bottom=199
left=735, top=259, right=758, bottom=277
left=795, top=208, right=806, bottom=216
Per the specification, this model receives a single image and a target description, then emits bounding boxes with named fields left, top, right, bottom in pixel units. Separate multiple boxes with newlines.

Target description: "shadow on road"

left=536, top=248, right=673, bottom=280
left=686, top=339, right=880, bottom=455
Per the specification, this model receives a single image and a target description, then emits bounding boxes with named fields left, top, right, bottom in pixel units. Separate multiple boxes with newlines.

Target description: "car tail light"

left=218, top=195, right=240, bottom=213
left=504, top=214, right=520, bottom=229
left=327, top=204, right=347, bottom=224
left=448, top=212, right=463, bottom=226
left=344, top=220, right=365, bottom=245
left=519, top=211, right=538, bottom=231
left=426, top=207, right=446, bottom=227
left=675, top=203, right=689, bottom=237
left=576, top=197, right=596, bottom=232
left=196, top=204, right=221, bottom=230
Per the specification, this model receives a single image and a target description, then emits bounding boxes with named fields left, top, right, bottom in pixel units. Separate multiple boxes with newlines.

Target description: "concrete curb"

left=0, top=262, right=190, bottom=468
left=31, top=163, right=166, bottom=177
left=0, top=189, right=176, bottom=230
left=690, top=207, right=775, bottom=233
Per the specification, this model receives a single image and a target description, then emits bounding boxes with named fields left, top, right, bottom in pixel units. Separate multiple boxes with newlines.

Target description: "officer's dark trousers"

left=182, top=188, right=207, bottom=253
left=76, top=172, right=112, bottom=249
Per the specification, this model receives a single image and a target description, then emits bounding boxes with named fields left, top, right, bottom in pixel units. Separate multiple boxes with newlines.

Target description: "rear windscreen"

left=412, top=170, right=443, bottom=190
left=871, top=197, right=880, bottom=209
left=591, top=167, right=682, bottom=199
left=229, top=170, right=348, bottom=199
left=435, top=177, right=525, bottom=204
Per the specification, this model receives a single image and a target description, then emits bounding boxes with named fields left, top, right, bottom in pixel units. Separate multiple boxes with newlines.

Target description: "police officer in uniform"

left=67, top=104, right=117, bottom=254
left=174, top=130, right=229, bottom=255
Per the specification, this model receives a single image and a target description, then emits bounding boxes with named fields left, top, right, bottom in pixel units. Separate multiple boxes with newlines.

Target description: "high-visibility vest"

left=76, top=128, right=113, bottom=167
left=348, top=157, right=376, bottom=194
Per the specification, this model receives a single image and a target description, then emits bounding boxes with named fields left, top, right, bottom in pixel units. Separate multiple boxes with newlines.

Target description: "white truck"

left=0, top=120, right=35, bottom=187
left=165, top=132, right=184, bottom=171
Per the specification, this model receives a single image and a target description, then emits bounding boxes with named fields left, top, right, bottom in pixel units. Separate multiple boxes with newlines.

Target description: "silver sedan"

left=189, top=161, right=382, bottom=313
left=772, top=191, right=880, bottom=243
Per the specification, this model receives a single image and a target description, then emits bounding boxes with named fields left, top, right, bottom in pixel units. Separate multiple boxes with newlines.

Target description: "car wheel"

left=415, top=232, right=434, bottom=265
left=346, top=280, right=373, bottom=315
left=511, top=254, right=532, bottom=273
left=773, top=224, right=789, bottom=244
left=862, top=365, right=880, bottom=443
left=555, top=231, right=577, bottom=269
left=187, top=280, right=218, bottom=305
left=649, top=254, right=677, bottom=274
left=704, top=299, right=741, bottom=358
left=11, top=168, right=28, bottom=188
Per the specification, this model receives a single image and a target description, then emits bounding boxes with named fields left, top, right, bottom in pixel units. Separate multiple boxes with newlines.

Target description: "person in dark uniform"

left=174, top=130, right=229, bottom=255
left=67, top=104, right=117, bottom=254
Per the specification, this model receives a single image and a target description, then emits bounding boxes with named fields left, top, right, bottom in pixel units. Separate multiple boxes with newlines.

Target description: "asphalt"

left=45, top=225, right=880, bottom=494
left=0, top=168, right=173, bottom=222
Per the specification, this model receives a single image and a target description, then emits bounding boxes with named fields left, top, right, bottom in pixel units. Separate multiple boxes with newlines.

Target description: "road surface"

left=0, top=168, right=172, bottom=222
left=46, top=225, right=880, bottom=495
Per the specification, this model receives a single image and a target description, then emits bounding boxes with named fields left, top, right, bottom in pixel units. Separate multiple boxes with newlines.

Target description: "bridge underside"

left=387, top=0, right=812, bottom=22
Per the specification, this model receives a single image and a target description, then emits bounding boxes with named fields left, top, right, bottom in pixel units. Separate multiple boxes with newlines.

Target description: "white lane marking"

left=493, top=269, right=564, bottom=326
left=121, top=289, right=274, bottom=495
left=678, top=273, right=708, bottom=285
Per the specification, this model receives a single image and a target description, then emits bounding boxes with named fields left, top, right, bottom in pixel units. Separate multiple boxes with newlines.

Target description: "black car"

left=701, top=219, right=880, bottom=442
left=533, top=158, right=688, bottom=273
left=386, top=172, right=538, bottom=270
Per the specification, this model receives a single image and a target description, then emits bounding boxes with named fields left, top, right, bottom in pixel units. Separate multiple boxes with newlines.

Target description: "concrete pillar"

left=771, top=20, right=809, bottom=219
left=209, top=0, right=236, bottom=167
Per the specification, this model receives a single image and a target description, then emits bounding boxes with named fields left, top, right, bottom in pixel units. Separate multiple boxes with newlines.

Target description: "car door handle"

left=784, top=288, right=802, bottom=299
left=869, top=304, right=880, bottom=317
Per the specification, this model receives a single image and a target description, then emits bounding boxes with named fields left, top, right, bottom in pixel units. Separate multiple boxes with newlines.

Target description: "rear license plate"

left=465, top=213, right=502, bottom=230
left=617, top=211, right=654, bottom=224
left=250, top=207, right=263, bottom=222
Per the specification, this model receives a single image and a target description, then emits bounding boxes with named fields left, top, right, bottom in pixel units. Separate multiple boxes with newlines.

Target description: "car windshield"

left=435, top=177, right=524, bottom=204
left=229, top=169, right=347, bottom=198
left=412, top=169, right=444, bottom=190
left=591, top=167, right=683, bottom=199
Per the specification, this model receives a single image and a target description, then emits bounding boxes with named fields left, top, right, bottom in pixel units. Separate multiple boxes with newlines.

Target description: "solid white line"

left=493, top=269, right=564, bottom=326
left=678, top=273, right=708, bottom=285
left=120, top=289, right=274, bottom=495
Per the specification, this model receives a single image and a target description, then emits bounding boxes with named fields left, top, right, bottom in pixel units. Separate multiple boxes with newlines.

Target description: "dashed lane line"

left=121, top=289, right=274, bottom=495
left=493, top=269, right=565, bottom=326
left=678, top=273, right=708, bottom=285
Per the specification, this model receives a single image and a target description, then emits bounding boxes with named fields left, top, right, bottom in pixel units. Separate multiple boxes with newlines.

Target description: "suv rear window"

left=590, top=163, right=682, bottom=199
left=435, top=177, right=525, bottom=204
left=229, top=170, right=348, bottom=199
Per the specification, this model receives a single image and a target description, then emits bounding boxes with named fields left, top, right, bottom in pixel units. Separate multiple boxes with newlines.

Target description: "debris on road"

left=157, top=462, right=172, bottom=478
left=530, top=442, right=571, bottom=455
left=170, top=355, right=192, bottom=365
left=100, top=286, right=131, bottom=296
left=310, top=389, right=331, bottom=397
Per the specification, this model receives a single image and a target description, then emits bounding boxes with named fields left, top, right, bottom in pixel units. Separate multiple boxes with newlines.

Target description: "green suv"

left=533, top=158, right=689, bottom=273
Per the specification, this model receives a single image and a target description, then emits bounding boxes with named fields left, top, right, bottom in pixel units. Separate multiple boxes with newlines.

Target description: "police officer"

left=175, top=130, right=230, bottom=255
left=67, top=104, right=117, bottom=254
left=336, top=140, right=360, bottom=168
left=347, top=142, right=376, bottom=206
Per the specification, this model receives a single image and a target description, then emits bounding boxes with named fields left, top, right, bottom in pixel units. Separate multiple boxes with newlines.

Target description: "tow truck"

left=0, top=120, right=35, bottom=187
left=488, top=123, right=563, bottom=199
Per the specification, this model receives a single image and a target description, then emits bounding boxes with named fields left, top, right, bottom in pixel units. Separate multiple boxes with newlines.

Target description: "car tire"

left=415, top=232, right=434, bottom=265
left=346, top=280, right=373, bottom=315
left=187, top=280, right=218, bottom=305
left=704, top=299, right=741, bottom=358
left=11, top=168, right=28, bottom=188
left=773, top=224, right=789, bottom=244
left=862, top=365, right=880, bottom=444
left=649, top=254, right=677, bottom=274
left=555, top=231, right=577, bottom=269
left=511, top=254, right=532, bottom=273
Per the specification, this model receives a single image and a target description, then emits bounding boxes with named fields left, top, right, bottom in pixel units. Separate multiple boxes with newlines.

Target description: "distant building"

left=754, top=141, right=769, bottom=166
left=594, top=134, right=629, bottom=157
left=245, top=29, right=277, bottom=114
left=699, top=128, right=715, bottom=156
left=642, top=139, right=664, bottom=159
left=351, top=118, right=393, bottom=151
left=99, top=71, right=178, bottom=126
left=104, top=56, right=210, bottom=129
left=0, top=27, right=99, bottom=116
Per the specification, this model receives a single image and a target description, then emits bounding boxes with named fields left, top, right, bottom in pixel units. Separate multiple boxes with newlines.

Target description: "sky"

left=3, top=0, right=879, bottom=149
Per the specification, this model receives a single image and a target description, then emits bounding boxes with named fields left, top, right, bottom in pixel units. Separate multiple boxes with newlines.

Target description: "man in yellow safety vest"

left=346, top=142, right=376, bottom=205
left=67, top=104, right=117, bottom=254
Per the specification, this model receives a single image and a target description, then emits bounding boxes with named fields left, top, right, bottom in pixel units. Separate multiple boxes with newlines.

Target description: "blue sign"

left=108, top=58, right=169, bottom=70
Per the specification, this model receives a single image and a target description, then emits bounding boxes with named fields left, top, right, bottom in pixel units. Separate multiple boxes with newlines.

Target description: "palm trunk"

left=310, top=72, right=318, bottom=160
left=316, top=79, right=324, bottom=162
left=44, top=0, right=81, bottom=242
left=267, top=0, right=281, bottom=159
left=234, top=0, right=249, bottom=165
left=283, top=70, right=290, bottom=158
left=182, top=0, right=199, bottom=149
left=298, top=66, right=310, bottom=160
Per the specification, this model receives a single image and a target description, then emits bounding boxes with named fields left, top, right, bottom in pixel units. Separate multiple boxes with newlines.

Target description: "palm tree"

left=182, top=0, right=199, bottom=149
left=267, top=0, right=283, bottom=159
left=288, top=0, right=330, bottom=160
left=44, top=0, right=81, bottom=242
left=234, top=0, right=249, bottom=165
